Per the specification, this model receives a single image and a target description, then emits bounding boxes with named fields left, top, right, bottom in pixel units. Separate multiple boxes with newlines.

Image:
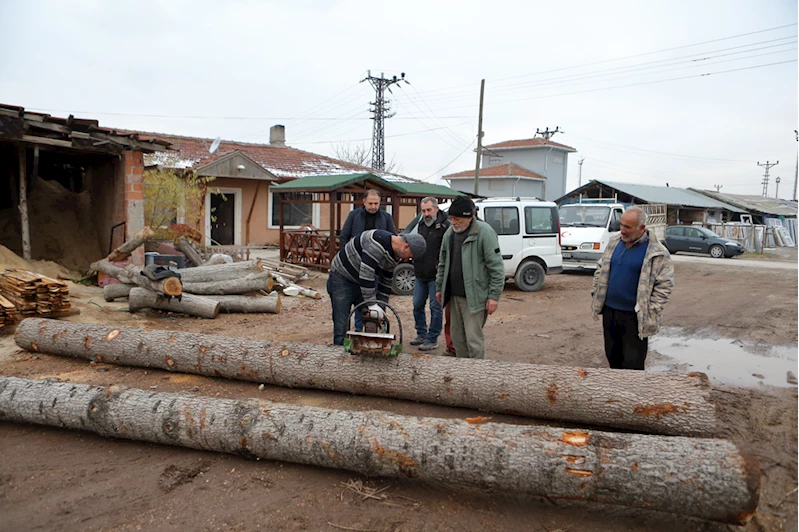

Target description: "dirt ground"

left=0, top=258, right=796, bottom=532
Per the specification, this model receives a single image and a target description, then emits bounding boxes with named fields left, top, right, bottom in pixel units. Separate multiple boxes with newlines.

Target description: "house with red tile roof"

left=137, top=126, right=427, bottom=246
left=444, top=136, right=576, bottom=201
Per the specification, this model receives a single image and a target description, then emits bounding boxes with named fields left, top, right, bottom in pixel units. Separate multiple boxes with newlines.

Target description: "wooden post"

left=328, top=192, right=335, bottom=262
left=391, top=192, right=400, bottom=230
left=18, top=146, right=31, bottom=260
left=278, top=192, right=285, bottom=261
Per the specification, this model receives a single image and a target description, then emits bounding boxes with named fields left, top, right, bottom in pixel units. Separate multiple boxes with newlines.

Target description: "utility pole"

left=473, top=79, right=485, bottom=196
left=793, top=130, right=798, bottom=201
left=775, top=177, right=781, bottom=199
left=713, top=184, right=723, bottom=192
left=578, top=157, right=585, bottom=187
left=535, top=127, right=563, bottom=140
left=361, top=71, right=407, bottom=171
left=758, top=160, right=778, bottom=197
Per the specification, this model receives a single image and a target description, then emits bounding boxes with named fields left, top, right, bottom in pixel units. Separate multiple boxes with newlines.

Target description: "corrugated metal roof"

left=270, top=173, right=396, bottom=192
left=690, top=189, right=798, bottom=217
left=582, top=180, right=746, bottom=212
left=398, top=182, right=464, bottom=197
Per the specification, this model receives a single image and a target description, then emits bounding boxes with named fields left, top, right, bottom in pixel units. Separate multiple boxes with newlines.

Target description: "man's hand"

left=486, top=298, right=498, bottom=315
left=367, top=304, right=385, bottom=320
left=436, top=291, right=442, bottom=305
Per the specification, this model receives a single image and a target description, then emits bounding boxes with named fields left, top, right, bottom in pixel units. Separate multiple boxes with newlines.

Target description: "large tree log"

left=176, top=236, right=205, bottom=267
left=15, top=319, right=717, bottom=436
left=176, top=259, right=263, bottom=283
left=181, top=272, right=274, bottom=295
left=0, top=376, right=758, bottom=524
left=103, top=283, right=133, bottom=302
left=128, top=288, right=219, bottom=319
left=207, top=294, right=281, bottom=314
left=204, top=254, right=232, bottom=266
left=91, top=259, right=182, bottom=297
left=107, top=227, right=155, bottom=262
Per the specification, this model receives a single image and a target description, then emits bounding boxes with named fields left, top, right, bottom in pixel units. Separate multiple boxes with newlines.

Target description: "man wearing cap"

left=327, top=229, right=427, bottom=346
left=436, top=196, right=505, bottom=359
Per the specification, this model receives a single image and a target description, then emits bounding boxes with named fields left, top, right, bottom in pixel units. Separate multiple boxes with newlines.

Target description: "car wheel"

left=709, top=245, right=724, bottom=259
left=514, top=261, right=546, bottom=292
left=392, top=263, right=415, bottom=296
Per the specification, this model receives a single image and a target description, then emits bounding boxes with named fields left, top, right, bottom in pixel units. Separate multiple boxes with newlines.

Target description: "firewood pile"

left=91, top=230, right=319, bottom=319
left=0, top=269, right=73, bottom=320
left=0, top=293, right=16, bottom=327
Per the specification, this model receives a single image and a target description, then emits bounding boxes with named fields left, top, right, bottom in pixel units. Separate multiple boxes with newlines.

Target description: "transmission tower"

left=535, top=127, right=563, bottom=140
left=758, top=160, right=779, bottom=197
left=713, top=184, right=723, bottom=192
left=361, top=71, right=407, bottom=170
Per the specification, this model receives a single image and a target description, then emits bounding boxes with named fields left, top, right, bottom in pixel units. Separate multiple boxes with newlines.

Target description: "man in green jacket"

left=436, top=196, right=505, bottom=359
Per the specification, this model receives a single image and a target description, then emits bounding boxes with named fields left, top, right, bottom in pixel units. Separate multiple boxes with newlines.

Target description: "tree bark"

left=0, top=376, right=758, bottom=524
left=128, top=288, right=220, bottom=319
left=207, top=294, right=281, bottom=314
left=90, top=259, right=182, bottom=297
left=14, top=319, right=718, bottom=437
left=176, top=259, right=263, bottom=283
left=181, top=272, right=274, bottom=295
left=103, top=283, right=133, bottom=302
left=204, top=254, right=232, bottom=266
left=107, top=227, right=155, bottom=262
left=272, top=273, right=319, bottom=299
left=176, top=236, right=205, bottom=267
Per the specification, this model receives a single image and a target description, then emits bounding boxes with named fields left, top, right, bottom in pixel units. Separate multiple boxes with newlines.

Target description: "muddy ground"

left=0, top=259, right=796, bottom=532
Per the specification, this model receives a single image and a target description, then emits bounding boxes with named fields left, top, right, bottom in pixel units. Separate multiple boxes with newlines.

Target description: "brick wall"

left=123, top=151, right=145, bottom=264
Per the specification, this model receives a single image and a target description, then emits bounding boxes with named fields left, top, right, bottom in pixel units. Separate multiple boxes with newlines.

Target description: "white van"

left=395, top=197, right=562, bottom=294
left=558, top=201, right=625, bottom=270
left=474, top=197, right=563, bottom=292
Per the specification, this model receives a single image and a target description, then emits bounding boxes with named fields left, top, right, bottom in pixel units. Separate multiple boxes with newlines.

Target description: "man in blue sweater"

left=591, top=207, right=674, bottom=370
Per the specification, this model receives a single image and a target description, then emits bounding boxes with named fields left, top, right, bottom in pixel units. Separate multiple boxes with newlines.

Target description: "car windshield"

left=697, top=227, right=720, bottom=238
left=559, top=205, right=610, bottom=227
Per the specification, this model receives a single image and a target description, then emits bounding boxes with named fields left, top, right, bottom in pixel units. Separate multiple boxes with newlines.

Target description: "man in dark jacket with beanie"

left=409, top=197, right=451, bottom=351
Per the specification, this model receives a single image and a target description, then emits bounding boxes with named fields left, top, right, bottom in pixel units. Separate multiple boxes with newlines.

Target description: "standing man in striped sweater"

left=327, top=229, right=427, bottom=345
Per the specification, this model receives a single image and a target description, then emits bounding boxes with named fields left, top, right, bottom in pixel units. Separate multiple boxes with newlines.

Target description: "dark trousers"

left=602, top=306, right=648, bottom=370
left=327, top=273, right=364, bottom=345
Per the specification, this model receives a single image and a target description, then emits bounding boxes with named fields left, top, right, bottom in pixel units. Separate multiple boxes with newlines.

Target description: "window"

left=271, top=192, right=313, bottom=227
left=666, top=226, right=684, bottom=236
left=484, top=207, right=520, bottom=235
left=685, top=228, right=702, bottom=238
left=525, top=206, right=558, bottom=234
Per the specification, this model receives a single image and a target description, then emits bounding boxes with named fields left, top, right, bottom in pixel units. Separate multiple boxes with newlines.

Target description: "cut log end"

left=162, top=277, right=183, bottom=297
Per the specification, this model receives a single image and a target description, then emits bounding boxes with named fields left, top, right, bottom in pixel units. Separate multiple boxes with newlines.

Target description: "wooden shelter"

left=272, top=173, right=463, bottom=270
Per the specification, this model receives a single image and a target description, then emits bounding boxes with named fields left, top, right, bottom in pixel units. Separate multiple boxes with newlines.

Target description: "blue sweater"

left=604, top=240, right=649, bottom=312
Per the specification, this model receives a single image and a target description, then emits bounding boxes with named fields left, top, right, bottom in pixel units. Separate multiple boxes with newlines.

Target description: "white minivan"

left=474, top=197, right=563, bottom=292
left=395, top=197, right=562, bottom=294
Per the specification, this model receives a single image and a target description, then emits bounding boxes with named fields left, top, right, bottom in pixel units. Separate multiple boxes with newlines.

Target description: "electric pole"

left=473, top=79, right=485, bottom=196
left=361, top=71, right=407, bottom=171
left=578, top=157, right=585, bottom=187
left=775, top=177, right=781, bottom=199
left=535, top=127, right=563, bottom=140
left=758, top=160, right=778, bottom=197
left=713, top=184, right=723, bottom=192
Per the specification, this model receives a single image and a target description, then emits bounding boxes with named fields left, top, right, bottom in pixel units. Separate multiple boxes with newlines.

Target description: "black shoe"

left=409, top=336, right=426, bottom=346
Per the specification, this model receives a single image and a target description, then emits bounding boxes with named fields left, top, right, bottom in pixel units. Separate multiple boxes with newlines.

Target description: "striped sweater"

left=330, top=229, right=398, bottom=303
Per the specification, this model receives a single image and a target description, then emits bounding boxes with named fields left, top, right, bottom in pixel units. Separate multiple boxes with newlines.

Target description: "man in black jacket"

left=410, top=197, right=451, bottom=351
left=339, top=190, right=397, bottom=247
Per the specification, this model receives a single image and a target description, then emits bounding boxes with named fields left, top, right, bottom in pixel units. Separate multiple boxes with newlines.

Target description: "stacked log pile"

left=0, top=293, right=16, bottom=327
left=94, top=232, right=318, bottom=318
left=0, top=269, right=73, bottom=319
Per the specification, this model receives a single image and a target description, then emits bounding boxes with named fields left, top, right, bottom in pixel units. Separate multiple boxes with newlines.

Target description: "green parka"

left=436, top=219, right=505, bottom=315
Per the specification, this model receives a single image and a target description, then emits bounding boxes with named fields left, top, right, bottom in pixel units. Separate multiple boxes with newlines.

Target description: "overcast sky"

left=1, top=0, right=797, bottom=198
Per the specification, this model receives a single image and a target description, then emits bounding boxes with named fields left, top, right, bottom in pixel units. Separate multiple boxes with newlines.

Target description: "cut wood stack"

left=0, top=269, right=71, bottom=317
left=0, top=293, right=16, bottom=327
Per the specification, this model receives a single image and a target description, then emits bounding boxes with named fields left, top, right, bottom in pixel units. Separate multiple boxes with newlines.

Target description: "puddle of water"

left=649, top=332, right=798, bottom=389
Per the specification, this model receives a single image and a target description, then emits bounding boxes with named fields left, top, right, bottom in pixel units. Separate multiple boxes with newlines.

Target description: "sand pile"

left=0, top=244, right=70, bottom=280
left=0, top=178, right=103, bottom=271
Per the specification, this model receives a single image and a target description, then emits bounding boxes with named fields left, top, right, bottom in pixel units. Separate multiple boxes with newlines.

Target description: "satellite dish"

left=209, top=137, right=221, bottom=154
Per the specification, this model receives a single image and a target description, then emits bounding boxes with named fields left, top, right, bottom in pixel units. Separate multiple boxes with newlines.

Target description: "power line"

left=425, top=140, right=477, bottom=181
left=361, top=71, right=407, bottom=170
left=568, top=134, right=754, bottom=163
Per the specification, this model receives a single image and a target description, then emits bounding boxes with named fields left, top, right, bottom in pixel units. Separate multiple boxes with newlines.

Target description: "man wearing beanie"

left=328, top=229, right=426, bottom=346
left=435, top=196, right=505, bottom=359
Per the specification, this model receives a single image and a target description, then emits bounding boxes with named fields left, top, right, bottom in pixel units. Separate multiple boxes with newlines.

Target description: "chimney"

left=270, top=124, right=286, bottom=147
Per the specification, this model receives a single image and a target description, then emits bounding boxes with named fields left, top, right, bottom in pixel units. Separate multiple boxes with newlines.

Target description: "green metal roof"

left=271, top=173, right=400, bottom=192
left=395, top=182, right=464, bottom=197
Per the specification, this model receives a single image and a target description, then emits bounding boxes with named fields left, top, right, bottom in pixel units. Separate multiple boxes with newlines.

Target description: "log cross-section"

left=14, top=319, right=718, bottom=436
left=0, top=376, right=759, bottom=524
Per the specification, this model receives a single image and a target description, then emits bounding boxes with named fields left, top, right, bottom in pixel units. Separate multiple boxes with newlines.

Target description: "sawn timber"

left=14, top=318, right=717, bottom=436
left=0, top=376, right=758, bottom=524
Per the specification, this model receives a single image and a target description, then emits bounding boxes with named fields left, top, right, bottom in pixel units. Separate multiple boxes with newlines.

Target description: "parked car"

left=662, top=226, right=745, bottom=258
left=393, top=197, right=563, bottom=294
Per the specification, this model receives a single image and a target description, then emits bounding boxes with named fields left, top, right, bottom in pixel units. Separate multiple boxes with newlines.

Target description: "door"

left=683, top=227, right=707, bottom=253
left=665, top=226, right=684, bottom=252
left=211, top=192, right=235, bottom=245
left=524, top=205, right=560, bottom=257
